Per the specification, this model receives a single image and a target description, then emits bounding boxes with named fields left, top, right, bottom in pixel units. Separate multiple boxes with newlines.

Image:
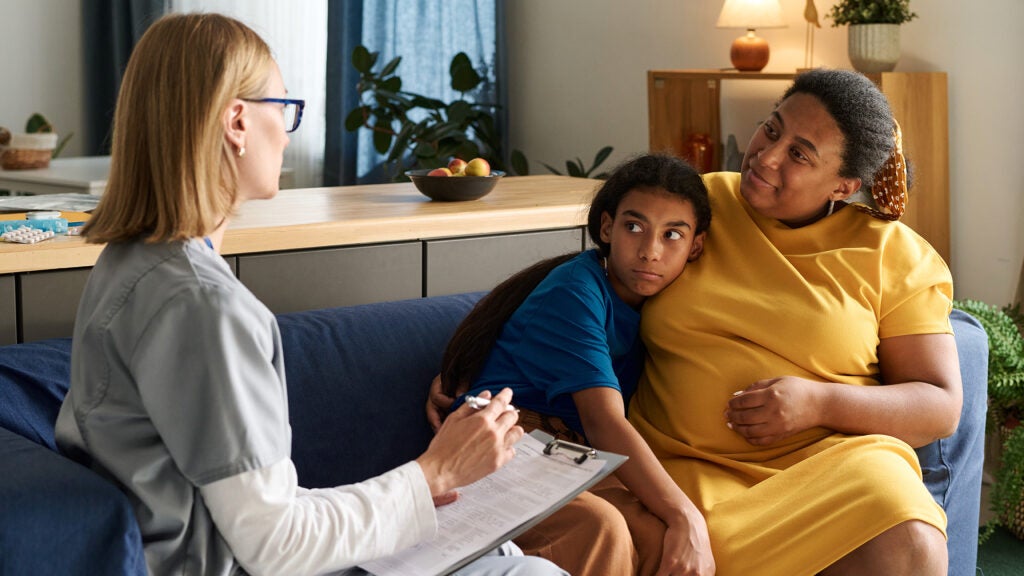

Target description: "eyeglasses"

left=242, top=98, right=305, bottom=133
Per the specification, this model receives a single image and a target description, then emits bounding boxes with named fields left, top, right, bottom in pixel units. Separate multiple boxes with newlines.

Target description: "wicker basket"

left=1, top=147, right=53, bottom=170
left=0, top=133, right=58, bottom=170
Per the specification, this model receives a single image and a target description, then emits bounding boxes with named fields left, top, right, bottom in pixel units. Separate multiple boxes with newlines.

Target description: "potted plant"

left=345, top=45, right=613, bottom=181
left=0, top=113, right=73, bottom=171
left=826, top=0, right=918, bottom=73
left=953, top=299, right=1024, bottom=541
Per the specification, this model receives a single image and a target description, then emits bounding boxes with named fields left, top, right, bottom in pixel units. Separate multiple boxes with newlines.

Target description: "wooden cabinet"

left=0, top=275, right=15, bottom=345
left=647, top=70, right=950, bottom=263
left=11, top=229, right=586, bottom=342
left=16, top=258, right=236, bottom=344
left=425, top=229, right=583, bottom=297
left=19, top=268, right=91, bottom=343
left=239, top=243, right=422, bottom=314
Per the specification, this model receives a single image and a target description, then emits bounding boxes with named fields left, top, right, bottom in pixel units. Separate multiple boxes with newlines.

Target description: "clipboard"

left=359, top=430, right=627, bottom=576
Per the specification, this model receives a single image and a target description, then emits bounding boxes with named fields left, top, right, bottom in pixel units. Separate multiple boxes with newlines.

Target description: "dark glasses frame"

left=242, top=98, right=305, bottom=133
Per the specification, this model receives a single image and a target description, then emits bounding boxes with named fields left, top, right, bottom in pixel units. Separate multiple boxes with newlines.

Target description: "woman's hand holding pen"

left=416, top=388, right=523, bottom=504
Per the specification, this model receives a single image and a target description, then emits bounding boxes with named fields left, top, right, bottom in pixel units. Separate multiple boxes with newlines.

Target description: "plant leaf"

left=447, top=100, right=472, bottom=125
left=413, top=141, right=437, bottom=159
left=567, top=160, right=584, bottom=178
left=380, top=76, right=402, bottom=93
left=389, top=125, right=416, bottom=162
left=344, top=106, right=368, bottom=132
left=352, top=45, right=374, bottom=74
left=410, top=95, right=446, bottom=110
left=542, top=162, right=562, bottom=175
left=455, top=141, right=479, bottom=161
left=375, top=89, right=412, bottom=107
left=592, top=146, right=614, bottom=171
left=25, top=113, right=52, bottom=133
left=474, top=113, right=495, bottom=139
left=373, top=129, right=392, bottom=155
left=450, top=52, right=482, bottom=93
left=52, top=132, right=73, bottom=158
left=511, top=149, right=530, bottom=176
left=380, top=56, right=402, bottom=77
left=423, top=121, right=460, bottom=141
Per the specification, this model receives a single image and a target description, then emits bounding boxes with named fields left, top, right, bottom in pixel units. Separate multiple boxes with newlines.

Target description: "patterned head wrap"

left=851, top=120, right=907, bottom=221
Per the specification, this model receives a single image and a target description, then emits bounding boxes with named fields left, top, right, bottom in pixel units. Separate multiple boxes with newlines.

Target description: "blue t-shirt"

left=462, top=249, right=644, bottom=435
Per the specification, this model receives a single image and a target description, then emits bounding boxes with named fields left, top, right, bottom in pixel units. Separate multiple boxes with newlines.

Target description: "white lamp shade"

left=716, top=0, right=786, bottom=29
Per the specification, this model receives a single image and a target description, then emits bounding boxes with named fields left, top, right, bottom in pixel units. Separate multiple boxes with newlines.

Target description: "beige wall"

left=2, top=0, right=1020, bottom=305
left=505, top=0, right=1024, bottom=306
left=0, top=0, right=84, bottom=157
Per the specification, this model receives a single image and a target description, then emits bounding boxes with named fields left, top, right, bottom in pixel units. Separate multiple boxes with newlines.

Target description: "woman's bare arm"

left=726, top=333, right=962, bottom=448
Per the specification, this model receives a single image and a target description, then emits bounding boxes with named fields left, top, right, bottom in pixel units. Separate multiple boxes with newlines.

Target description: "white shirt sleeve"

left=200, top=458, right=437, bottom=576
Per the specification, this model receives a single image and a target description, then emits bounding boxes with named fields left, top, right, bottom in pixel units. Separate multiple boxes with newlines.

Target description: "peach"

left=447, top=158, right=468, bottom=176
left=465, top=157, right=490, bottom=177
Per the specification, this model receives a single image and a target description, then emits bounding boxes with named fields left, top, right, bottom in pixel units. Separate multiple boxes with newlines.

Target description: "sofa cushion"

left=278, top=292, right=484, bottom=488
left=0, top=426, right=146, bottom=575
left=0, top=338, right=72, bottom=450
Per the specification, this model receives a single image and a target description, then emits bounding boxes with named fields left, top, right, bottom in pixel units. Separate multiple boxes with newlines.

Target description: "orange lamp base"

left=730, top=30, right=770, bottom=72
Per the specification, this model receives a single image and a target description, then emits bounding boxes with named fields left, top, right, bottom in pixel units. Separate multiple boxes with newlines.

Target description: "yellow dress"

left=629, top=172, right=952, bottom=575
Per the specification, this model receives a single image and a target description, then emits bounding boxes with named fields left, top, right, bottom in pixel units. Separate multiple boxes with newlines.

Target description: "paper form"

left=359, top=431, right=615, bottom=576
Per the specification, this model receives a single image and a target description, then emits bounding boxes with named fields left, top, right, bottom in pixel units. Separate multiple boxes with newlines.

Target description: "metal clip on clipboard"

left=543, top=438, right=598, bottom=464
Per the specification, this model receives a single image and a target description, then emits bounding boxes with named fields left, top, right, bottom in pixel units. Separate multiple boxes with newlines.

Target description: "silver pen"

left=465, top=395, right=518, bottom=412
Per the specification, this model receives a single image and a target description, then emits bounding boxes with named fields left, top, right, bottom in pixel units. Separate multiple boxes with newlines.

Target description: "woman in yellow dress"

left=621, top=68, right=960, bottom=575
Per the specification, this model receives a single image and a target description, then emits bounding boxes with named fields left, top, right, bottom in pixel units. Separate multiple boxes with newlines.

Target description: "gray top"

left=56, top=237, right=290, bottom=576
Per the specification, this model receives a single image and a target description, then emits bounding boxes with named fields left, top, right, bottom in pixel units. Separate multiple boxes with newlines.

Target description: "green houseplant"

left=826, top=0, right=917, bottom=26
left=345, top=45, right=508, bottom=180
left=953, top=299, right=1024, bottom=542
left=345, top=45, right=613, bottom=181
left=826, top=0, right=918, bottom=74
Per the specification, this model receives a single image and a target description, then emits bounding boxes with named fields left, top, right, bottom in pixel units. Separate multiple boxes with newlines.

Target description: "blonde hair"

left=84, top=13, right=274, bottom=244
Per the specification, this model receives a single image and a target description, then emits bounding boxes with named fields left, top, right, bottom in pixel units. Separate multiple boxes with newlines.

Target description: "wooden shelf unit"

left=647, top=70, right=950, bottom=263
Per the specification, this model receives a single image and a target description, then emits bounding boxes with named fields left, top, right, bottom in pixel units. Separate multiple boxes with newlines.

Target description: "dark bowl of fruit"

left=405, top=158, right=504, bottom=202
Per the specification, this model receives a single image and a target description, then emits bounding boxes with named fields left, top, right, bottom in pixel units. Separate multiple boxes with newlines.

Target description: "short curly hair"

left=781, top=69, right=894, bottom=187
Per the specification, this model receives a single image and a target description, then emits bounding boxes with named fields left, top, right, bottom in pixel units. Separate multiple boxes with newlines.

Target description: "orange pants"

left=514, top=411, right=668, bottom=576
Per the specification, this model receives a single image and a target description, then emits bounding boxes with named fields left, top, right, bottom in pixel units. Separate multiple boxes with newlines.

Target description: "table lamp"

left=716, top=0, right=787, bottom=72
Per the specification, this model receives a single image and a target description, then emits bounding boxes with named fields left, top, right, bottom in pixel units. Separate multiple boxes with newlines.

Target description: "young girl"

left=430, top=153, right=715, bottom=576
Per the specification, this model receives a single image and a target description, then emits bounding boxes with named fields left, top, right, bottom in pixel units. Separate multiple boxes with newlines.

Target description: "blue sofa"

left=0, top=293, right=989, bottom=575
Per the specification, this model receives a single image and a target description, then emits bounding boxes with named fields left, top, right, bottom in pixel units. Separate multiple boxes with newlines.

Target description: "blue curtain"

left=82, top=0, right=167, bottom=155
left=324, top=0, right=505, bottom=185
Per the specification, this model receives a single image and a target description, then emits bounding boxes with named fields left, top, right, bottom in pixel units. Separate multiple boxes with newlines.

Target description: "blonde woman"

left=55, top=13, right=564, bottom=576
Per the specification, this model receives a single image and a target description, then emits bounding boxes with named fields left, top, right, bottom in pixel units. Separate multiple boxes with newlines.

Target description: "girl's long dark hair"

left=439, top=153, right=710, bottom=397
left=440, top=252, right=578, bottom=396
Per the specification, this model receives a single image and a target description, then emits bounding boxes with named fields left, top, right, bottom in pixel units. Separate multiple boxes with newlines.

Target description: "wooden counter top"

left=0, top=175, right=598, bottom=274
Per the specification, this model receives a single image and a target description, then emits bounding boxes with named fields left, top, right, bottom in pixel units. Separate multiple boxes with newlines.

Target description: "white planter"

left=848, top=24, right=901, bottom=74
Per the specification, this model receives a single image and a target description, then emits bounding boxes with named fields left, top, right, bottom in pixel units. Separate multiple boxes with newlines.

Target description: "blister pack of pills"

left=2, top=226, right=56, bottom=244
left=0, top=217, right=68, bottom=235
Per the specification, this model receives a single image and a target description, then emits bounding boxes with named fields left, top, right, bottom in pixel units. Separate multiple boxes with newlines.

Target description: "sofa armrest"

left=278, top=293, right=484, bottom=488
left=0, top=426, right=146, bottom=575
left=915, top=309, right=988, bottom=575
